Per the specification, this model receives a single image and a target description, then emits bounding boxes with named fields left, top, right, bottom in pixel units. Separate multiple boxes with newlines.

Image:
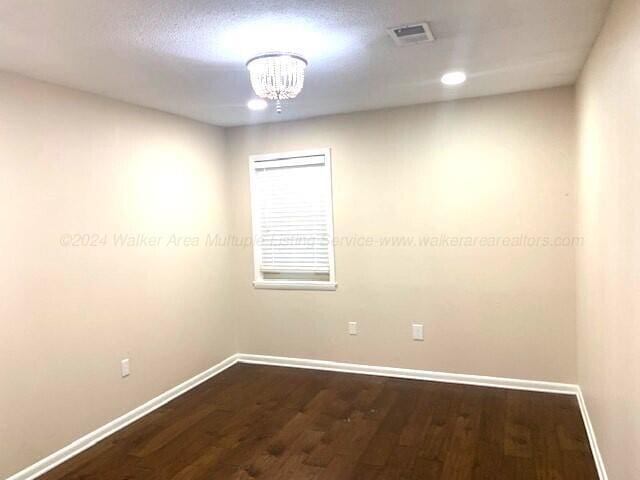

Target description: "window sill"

left=253, top=280, right=338, bottom=291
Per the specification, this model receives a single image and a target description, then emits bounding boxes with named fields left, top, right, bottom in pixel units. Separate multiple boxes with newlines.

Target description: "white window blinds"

left=249, top=149, right=336, bottom=290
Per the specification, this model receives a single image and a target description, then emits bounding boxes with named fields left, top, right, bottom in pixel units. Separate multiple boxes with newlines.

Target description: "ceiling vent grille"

left=387, top=22, right=435, bottom=46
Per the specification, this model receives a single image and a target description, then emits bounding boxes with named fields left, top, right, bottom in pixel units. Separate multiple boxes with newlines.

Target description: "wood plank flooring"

left=39, top=364, right=598, bottom=479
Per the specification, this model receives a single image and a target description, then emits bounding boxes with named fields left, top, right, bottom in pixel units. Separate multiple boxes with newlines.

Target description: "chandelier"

left=246, top=53, right=308, bottom=113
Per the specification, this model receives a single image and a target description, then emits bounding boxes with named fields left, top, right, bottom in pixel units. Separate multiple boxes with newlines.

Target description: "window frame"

left=248, top=148, right=337, bottom=291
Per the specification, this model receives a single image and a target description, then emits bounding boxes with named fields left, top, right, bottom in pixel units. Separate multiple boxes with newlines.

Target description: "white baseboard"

left=8, top=352, right=607, bottom=480
left=236, top=353, right=578, bottom=395
left=7, top=354, right=240, bottom=480
left=576, top=387, right=608, bottom=480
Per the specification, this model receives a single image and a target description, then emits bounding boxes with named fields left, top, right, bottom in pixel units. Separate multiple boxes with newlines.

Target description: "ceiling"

left=0, top=0, right=610, bottom=127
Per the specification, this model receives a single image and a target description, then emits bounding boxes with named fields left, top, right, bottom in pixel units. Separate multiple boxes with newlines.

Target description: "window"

left=249, top=148, right=336, bottom=290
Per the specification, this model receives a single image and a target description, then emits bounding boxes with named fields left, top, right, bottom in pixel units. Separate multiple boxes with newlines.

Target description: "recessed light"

left=247, top=98, right=268, bottom=111
left=441, top=71, right=467, bottom=86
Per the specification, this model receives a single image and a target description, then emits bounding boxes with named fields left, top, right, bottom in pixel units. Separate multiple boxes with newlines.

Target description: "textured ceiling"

left=0, top=0, right=610, bottom=126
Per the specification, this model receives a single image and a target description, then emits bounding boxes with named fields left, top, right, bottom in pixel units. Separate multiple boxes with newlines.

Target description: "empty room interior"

left=2, top=0, right=639, bottom=479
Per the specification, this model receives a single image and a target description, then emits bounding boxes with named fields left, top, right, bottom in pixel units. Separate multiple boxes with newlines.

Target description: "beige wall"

left=227, top=87, right=577, bottom=384
left=577, top=0, right=640, bottom=477
left=0, top=72, right=236, bottom=478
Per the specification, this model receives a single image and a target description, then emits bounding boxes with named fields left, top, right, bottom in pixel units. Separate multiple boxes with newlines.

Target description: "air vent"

left=387, top=22, right=435, bottom=46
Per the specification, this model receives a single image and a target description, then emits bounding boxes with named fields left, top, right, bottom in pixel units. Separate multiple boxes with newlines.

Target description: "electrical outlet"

left=121, top=358, right=131, bottom=377
left=412, top=324, right=424, bottom=341
left=348, top=321, right=358, bottom=335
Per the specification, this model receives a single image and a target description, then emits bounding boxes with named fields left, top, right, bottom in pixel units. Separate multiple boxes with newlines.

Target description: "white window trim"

left=249, top=148, right=337, bottom=291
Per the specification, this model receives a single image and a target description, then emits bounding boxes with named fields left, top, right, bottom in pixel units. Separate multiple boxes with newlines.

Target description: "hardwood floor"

left=39, top=364, right=598, bottom=480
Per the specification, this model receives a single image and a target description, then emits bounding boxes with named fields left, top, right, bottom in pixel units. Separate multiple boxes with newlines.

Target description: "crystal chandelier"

left=246, top=53, right=308, bottom=113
